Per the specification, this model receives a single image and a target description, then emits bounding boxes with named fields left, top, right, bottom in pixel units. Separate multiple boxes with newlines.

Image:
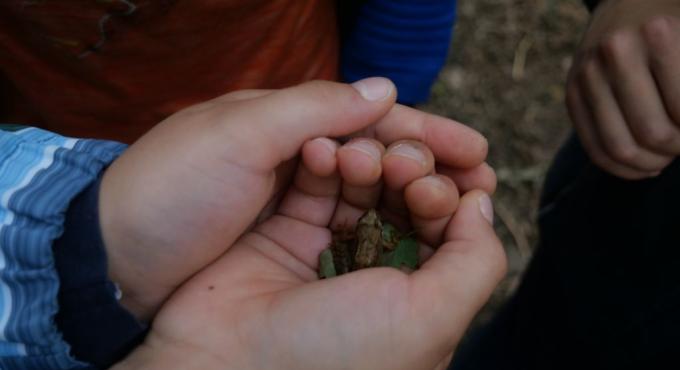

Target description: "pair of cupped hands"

left=101, top=78, right=506, bottom=370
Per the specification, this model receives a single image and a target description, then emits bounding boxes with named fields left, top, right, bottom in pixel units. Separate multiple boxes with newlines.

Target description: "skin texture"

left=98, top=78, right=498, bottom=324
left=109, top=124, right=506, bottom=370
left=566, top=0, right=680, bottom=179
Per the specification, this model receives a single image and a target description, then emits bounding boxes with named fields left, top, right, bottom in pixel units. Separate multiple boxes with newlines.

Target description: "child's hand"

left=111, top=135, right=505, bottom=370
left=566, top=0, right=680, bottom=179
left=97, top=78, right=496, bottom=321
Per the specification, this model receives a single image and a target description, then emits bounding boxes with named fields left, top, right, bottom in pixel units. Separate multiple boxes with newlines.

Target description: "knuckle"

left=606, top=141, right=639, bottom=163
left=642, top=16, right=680, bottom=72
left=638, top=124, right=674, bottom=148
left=642, top=16, right=674, bottom=50
left=599, top=31, right=634, bottom=61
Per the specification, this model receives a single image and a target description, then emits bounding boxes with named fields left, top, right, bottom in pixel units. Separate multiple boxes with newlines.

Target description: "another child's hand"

left=566, top=0, right=680, bottom=179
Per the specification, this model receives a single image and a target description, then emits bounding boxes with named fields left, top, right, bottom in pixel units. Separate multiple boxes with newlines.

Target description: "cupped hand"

left=98, top=78, right=494, bottom=321
left=566, top=0, right=680, bottom=179
left=112, top=135, right=506, bottom=370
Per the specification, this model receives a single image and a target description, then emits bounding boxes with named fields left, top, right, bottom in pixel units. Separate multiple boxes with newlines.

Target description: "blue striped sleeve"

left=0, top=126, right=127, bottom=369
left=340, top=0, right=458, bottom=104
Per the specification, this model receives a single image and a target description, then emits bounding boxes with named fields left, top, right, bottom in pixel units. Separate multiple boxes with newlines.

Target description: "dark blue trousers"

left=451, top=134, right=680, bottom=369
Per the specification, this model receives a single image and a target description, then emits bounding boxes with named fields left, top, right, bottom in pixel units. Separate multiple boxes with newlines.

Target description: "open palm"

left=114, top=138, right=506, bottom=370
left=99, top=79, right=497, bottom=321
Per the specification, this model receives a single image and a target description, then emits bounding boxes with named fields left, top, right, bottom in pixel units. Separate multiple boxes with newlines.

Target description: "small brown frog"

left=353, top=209, right=383, bottom=269
left=329, top=227, right=354, bottom=275
left=319, top=209, right=418, bottom=278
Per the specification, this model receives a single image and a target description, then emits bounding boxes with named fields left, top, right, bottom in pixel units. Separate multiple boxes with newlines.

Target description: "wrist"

left=109, top=336, right=226, bottom=370
left=98, top=165, right=166, bottom=322
left=54, top=172, right=149, bottom=368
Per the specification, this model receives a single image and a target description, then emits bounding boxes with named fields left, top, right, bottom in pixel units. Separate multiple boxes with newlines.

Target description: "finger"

left=404, top=175, right=459, bottom=247
left=411, top=191, right=506, bottom=346
left=599, top=30, right=680, bottom=155
left=302, top=137, right=340, bottom=177
left=277, top=139, right=342, bottom=226
left=365, top=104, right=489, bottom=169
left=336, top=138, right=384, bottom=209
left=261, top=137, right=341, bottom=226
left=644, top=16, right=680, bottom=129
left=379, top=141, right=436, bottom=227
left=436, top=162, right=497, bottom=195
left=578, top=55, right=672, bottom=171
left=329, top=183, right=383, bottom=231
left=566, top=75, right=658, bottom=179
left=337, top=138, right=385, bottom=187
left=382, top=140, right=436, bottom=190
left=266, top=147, right=344, bottom=271
left=331, top=139, right=386, bottom=229
left=276, top=161, right=341, bottom=227
left=222, top=78, right=397, bottom=170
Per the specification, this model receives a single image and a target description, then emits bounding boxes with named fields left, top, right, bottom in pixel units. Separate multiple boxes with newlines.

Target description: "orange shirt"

left=0, top=1, right=338, bottom=143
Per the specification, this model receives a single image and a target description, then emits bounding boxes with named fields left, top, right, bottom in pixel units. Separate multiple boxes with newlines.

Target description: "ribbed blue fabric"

left=0, top=126, right=126, bottom=369
left=53, top=173, right=148, bottom=369
left=341, top=0, right=457, bottom=104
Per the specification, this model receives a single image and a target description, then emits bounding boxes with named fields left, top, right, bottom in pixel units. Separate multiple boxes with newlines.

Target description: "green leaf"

left=382, top=222, right=397, bottom=240
left=318, top=248, right=337, bottom=278
left=388, top=237, right=419, bottom=270
left=380, top=250, right=395, bottom=266
left=381, top=222, right=400, bottom=250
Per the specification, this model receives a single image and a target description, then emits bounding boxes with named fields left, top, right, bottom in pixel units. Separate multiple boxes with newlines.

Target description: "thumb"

left=223, top=78, right=397, bottom=169
left=411, top=190, right=507, bottom=345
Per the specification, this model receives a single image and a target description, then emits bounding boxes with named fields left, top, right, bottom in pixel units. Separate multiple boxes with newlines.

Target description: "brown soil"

left=420, top=0, right=590, bottom=323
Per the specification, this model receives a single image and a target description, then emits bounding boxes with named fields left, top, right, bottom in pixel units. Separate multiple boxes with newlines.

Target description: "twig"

left=494, top=202, right=532, bottom=259
left=512, top=35, right=533, bottom=81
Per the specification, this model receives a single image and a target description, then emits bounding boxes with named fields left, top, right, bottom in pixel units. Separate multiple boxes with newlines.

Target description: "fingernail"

left=351, top=77, right=393, bottom=101
left=346, top=139, right=382, bottom=161
left=478, top=193, right=494, bottom=225
left=311, top=137, right=337, bottom=154
left=388, top=142, right=427, bottom=165
left=422, top=175, right=451, bottom=191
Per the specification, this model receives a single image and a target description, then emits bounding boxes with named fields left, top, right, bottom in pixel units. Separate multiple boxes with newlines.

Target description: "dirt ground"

left=420, top=0, right=590, bottom=323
